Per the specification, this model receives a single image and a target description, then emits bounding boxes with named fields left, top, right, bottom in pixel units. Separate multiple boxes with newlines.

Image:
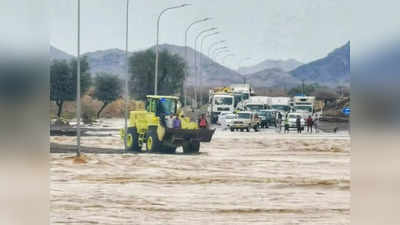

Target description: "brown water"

left=51, top=122, right=350, bottom=225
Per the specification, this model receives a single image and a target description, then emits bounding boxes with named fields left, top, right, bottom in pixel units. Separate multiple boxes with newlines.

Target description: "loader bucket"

left=165, top=128, right=216, bottom=144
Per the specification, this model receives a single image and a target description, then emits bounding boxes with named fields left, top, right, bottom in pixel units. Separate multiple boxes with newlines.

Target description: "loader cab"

left=146, top=95, right=178, bottom=117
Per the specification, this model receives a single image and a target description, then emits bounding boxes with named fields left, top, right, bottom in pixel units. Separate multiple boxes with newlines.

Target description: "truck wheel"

left=230, top=127, right=234, bottom=132
left=183, top=141, right=200, bottom=154
left=146, top=126, right=161, bottom=152
left=126, top=127, right=140, bottom=152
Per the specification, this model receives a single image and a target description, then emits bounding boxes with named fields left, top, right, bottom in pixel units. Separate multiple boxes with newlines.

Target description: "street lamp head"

left=203, top=17, right=212, bottom=21
left=181, top=3, right=191, bottom=7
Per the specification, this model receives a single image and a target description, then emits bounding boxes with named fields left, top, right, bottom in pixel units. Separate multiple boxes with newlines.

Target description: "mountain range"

left=50, top=41, right=350, bottom=88
left=238, top=59, right=303, bottom=74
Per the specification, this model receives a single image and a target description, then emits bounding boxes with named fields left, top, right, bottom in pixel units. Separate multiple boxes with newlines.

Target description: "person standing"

left=314, top=117, right=320, bottom=134
left=198, top=114, right=208, bottom=128
left=284, top=118, right=290, bottom=134
left=277, top=117, right=282, bottom=133
left=306, top=115, right=313, bottom=133
left=173, top=114, right=182, bottom=129
left=166, top=114, right=174, bottom=128
left=296, top=116, right=302, bottom=134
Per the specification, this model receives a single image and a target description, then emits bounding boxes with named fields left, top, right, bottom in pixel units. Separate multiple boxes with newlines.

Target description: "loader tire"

left=183, top=141, right=200, bottom=154
left=146, top=126, right=161, bottom=152
left=126, top=127, right=140, bottom=152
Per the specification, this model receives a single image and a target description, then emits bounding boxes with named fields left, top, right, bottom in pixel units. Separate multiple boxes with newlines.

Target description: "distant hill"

left=246, top=68, right=300, bottom=89
left=50, top=46, right=73, bottom=61
left=154, top=44, right=243, bottom=86
left=50, top=44, right=243, bottom=87
left=50, top=42, right=350, bottom=89
left=238, top=59, right=303, bottom=74
left=290, top=41, right=350, bottom=86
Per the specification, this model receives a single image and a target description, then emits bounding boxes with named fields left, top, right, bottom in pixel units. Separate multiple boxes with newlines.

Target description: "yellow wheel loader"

left=121, top=95, right=215, bottom=154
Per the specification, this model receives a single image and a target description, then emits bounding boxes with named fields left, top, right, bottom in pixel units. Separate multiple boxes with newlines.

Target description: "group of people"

left=276, top=112, right=320, bottom=134
left=165, top=114, right=183, bottom=129
left=165, top=113, right=209, bottom=129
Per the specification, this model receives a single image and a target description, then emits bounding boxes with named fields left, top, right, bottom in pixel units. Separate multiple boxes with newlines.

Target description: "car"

left=259, top=110, right=276, bottom=128
left=220, top=113, right=237, bottom=129
left=286, top=112, right=305, bottom=128
left=217, top=111, right=234, bottom=125
left=230, top=111, right=260, bottom=132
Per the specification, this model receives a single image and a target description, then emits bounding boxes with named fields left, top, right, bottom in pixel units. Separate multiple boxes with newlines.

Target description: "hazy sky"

left=50, top=0, right=354, bottom=68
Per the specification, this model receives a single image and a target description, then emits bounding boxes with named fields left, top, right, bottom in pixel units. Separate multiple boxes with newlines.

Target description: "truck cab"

left=208, top=94, right=235, bottom=124
left=293, top=96, right=315, bottom=119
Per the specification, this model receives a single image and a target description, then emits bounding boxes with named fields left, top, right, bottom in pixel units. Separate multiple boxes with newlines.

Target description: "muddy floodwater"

left=51, top=121, right=350, bottom=225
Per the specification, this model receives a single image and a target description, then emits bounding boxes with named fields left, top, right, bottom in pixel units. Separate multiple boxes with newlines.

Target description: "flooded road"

left=51, top=121, right=350, bottom=224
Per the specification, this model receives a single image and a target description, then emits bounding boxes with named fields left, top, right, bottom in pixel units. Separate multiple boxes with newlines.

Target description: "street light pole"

left=184, top=17, right=210, bottom=106
left=193, top=27, right=217, bottom=107
left=76, top=0, right=81, bottom=157
left=155, top=4, right=190, bottom=95
left=213, top=48, right=230, bottom=60
left=123, top=0, right=130, bottom=153
left=207, top=40, right=226, bottom=57
left=199, top=31, right=219, bottom=105
left=211, top=46, right=228, bottom=59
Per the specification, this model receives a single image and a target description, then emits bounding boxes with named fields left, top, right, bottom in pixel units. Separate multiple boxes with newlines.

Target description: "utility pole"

left=76, top=0, right=81, bottom=157
left=123, top=0, right=130, bottom=153
left=302, top=79, right=305, bottom=96
left=184, top=18, right=210, bottom=106
left=155, top=4, right=190, bottom=95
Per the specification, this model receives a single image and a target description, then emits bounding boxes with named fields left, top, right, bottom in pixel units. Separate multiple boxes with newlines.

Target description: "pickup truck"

left=230, top=111, right=260, bottom=132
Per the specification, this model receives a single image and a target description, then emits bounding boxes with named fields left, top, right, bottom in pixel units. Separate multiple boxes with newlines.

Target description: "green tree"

left=50, top=57, right=91, bottom=118
left=93, top=73, right=122, bottom=118
left=128, top=49, right=186, bottom=100
left=288, top=83, right=320, bottom=96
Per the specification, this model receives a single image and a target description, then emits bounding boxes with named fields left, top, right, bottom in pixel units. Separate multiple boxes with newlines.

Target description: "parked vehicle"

left=230, top=111, right=260, bottom=132
left=287, top=112, right=305, bottom=128
left=208, top=87, right=235, bottom=124
left=293, top=96, right=315, bottom=119
left=270, top=97, right=292, bottom=114
left=217, top=111, right=232, bottom=125
left=259, top=110, right=276, bottom=128
left=220, top=113, right=237, bottom=129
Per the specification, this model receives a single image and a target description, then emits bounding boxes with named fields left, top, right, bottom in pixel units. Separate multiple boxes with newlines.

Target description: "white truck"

left=230, top=84, right=253, bottom=105
left=293, top=96, right=315, bottom=119
left=270, top=97, right=292, bottom=115
left=244, top=96, right=271, bottom=112
left=208, top=87, right=235, bottom=124
left=230, top=84, right=256, bottom=110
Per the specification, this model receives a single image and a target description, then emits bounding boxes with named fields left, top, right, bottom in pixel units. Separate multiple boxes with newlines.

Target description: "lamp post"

left=76, top=0, right=81, bottom=157
left=199, top=31, right=219, bottom=105
left=213, top=48, right=230, bottom=60
left=193, top=27, right=217, bottom=107
left=184, top=17, right=211, bottom=106
left=207, top=40, right=226, bottom=57
left=155, top=3, right=191, bottom=95
left=123, top=0, right=130, bottom=153
left=211, top=46, right=228, bottom=59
